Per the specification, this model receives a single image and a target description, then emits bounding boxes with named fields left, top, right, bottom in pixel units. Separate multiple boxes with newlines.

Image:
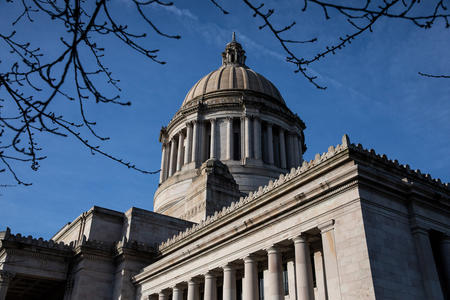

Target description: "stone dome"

left=181, top=32, right=285, bottom=108
left=182, top=65, right=285, bottom=107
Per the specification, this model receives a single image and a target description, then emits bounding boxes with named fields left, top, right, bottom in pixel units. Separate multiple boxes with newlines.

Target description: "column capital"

left=318, top=219, right=335, bottom=233
left=411, top=225, right=429, bottom=236
left=204, top=270, right=220, bottom=278
left=243, top=254, right=258, bottom=263
left=209, top=118, right=216, bottom=124
left=291, top=234, right=308, bottom=244
left=178, top=130, right=185, bottom=138
left=266, top=245, right=281, bottom=254
left=222, top=263, right=238, bottom=272
left=266, top=122, right=273, bottom=128
left=188, top=278, right=202, bottom=285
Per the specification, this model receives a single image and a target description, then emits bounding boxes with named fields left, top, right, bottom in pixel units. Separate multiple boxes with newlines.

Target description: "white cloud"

left=161, top=5, right=198, bottom=21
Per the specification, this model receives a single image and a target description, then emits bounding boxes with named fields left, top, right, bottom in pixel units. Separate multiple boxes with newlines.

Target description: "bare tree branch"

left=0, top=0, right=174, bottom=185
left=240, top=0, right=450, bottom=88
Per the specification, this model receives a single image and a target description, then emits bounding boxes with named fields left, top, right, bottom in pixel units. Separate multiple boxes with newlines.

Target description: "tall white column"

left=267, top=246, right=283, bottom=300
left=204, top=272, right=217, bottom=300
left=293, top=134, right=300, bottom=167
left=293, top=236, right=314, bottom=300
left=253, top=117, right=261, bottom=160
left=244, top=116, right=252, bottom=159
left=267, top=124, right=274, bottom=165
left=313, top=250, right=327, bottom=300
left=240, top=117, right=245, bottom=160
left=176, top=132, right=184, bottom=172
left=243, top=255, right=259, bottom=300
left=226, top=117, right=233, bottom=160
left=318, top=220, right=342, bottom=300
left=223, top=264, right=236, bottom=300
left=192, top=121, right=199, bottom=166
left=172, top=285, right=183, bottom=300
left=210, top=119, right=216, bottom=159
left=159, top=143, right=167, bottom=183
left=185, top=122, right=193, bottom=163
left=187, top=279, right=200, bottom=300
left=0, top=271, right=13, bottom=300
left=168, top=138, right=176, bottom=177
left=279, top=129, right=286, bottom=169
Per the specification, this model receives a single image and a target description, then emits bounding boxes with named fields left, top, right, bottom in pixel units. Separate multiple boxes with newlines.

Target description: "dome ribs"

left=239, top=67, right=248, bottom=89
left=247, top=68, right=263, bottom=94
left=219, top=66, right=231, bottom=90
left=229, top=66, right=236, bottom=89
left=216, top=66, right=226, bottom=90
left=201, top=70, right=215, bottom=96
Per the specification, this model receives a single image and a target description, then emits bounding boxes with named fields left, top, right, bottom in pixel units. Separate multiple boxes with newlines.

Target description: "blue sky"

left=1, top=0, right=449, bottom=239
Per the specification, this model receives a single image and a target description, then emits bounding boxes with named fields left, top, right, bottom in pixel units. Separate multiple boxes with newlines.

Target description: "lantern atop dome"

left=222, top=32, right=247, bottom=66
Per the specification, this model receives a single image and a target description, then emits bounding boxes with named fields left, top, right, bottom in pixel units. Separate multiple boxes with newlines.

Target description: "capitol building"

left=0, top=35, right=449, bottom=300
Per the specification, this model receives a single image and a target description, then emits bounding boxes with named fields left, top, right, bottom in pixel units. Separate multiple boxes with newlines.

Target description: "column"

left=243, top=255, right=259, bottom=300
left=267, top=246, right=283, bottom=300
left=187, top=279, right=200, bottom=300
left=253, top=117, right=261, bottom=160
left=240, top=117, right=245, bottom=160
left=226, top=117, right=233, bottom=160
left=267, top=123, right=274, bottom=165
left=411, top=227, right=444, bottom=300
left=168, top=138, right=176, bottom=177
left=313, top=250, right=327, bottom=300
left=223, top=264, right=236, bottom=300
left=177, top=132, right=185, bottom=172
left=440, top=235, right=450, bottom=296
left=244, top=116, right=252, bottom=159
left=293, top=236, right=314, bottom=300
left=158, top=291, right=168, bottom=300
left=293, top=134, right=300, bottom=167
left=0, top=271, right=14, bottom=300
left=279, top=129, right=287, bottom=169
left=172, top=285, right=184, bottom=300
left=204, top=272, right=217, bottom=300
left=318, top=220, right=342, bottom=300
left=159, top=143, right=167, bottom=183
left=185, top=122, right=193, bottom=164
left=210, top=119, right=216, bottom=159
left=192, top=121, right=199, bottom=165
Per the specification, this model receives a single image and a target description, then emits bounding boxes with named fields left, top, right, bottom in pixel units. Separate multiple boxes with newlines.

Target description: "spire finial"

left=232, top=32, right=236, bottom=42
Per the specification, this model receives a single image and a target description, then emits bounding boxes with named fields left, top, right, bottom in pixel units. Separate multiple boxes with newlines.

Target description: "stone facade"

left=0, top=35, right=449, bottom=300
